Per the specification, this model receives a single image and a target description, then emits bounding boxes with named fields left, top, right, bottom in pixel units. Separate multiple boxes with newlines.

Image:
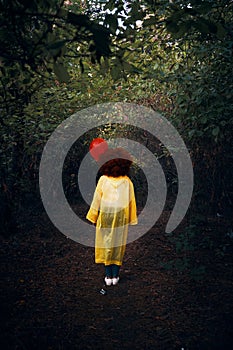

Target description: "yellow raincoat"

left=86, top=175, right=137, bottom=265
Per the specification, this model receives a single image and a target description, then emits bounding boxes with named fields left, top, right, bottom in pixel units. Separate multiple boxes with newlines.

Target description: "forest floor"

left=0, top=203, right=233, bottom=350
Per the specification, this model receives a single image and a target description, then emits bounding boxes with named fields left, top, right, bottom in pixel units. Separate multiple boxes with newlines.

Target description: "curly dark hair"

left=98, top=148, right=133, bottom=177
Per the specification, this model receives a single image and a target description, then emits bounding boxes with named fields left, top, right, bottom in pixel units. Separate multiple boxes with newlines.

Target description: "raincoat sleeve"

left=86, top=176, right=104, bottom=224
left=129, top=179, right=138, bottom=225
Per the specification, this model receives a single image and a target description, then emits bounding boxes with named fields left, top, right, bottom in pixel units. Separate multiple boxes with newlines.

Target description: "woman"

left=86, top=148, right=137, bottom=286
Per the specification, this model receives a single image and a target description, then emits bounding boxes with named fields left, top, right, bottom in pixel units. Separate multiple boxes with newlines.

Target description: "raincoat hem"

left=95, top=259, right=123, bottom=266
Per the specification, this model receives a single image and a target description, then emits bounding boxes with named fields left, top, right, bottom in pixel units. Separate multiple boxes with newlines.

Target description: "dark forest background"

left=0, top=1, right=233, bottom=349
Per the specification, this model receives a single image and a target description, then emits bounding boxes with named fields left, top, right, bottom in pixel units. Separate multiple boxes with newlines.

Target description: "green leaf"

left=212, top=126, right=220, bottom=136
left=53, top=62, right=70, bottom=83
left=200, top=116, right=207, bottom=124
left=92, top=27, right=111, bottom=56
left=39, top=123, right=46, bottom=131
left=104, top=14, right=118, bottom=33
left=66, top=12, right=90, bottom=27
left=122, top=61, right=141, bottom=74
left=103, top=0, right=116, bottom=11
left=166, top=20, right=179, bottom=34
left=47, top=40, right=67, bottom=51
left=143, top=16, right=157, bottom=27
left=216, top=23, right=227, bottom=39
left=100, top=58, right=109, bottom=75
left=194, top=19, right=210, bottom=34
left=110, top=66, right=122, bottom=80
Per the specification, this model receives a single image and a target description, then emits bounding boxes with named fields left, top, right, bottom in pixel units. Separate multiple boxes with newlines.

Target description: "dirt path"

left=0, top=206, right=233, bottom=349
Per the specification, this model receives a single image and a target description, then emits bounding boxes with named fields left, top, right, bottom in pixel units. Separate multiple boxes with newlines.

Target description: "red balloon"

left=89, top=138, right=108, bottom=161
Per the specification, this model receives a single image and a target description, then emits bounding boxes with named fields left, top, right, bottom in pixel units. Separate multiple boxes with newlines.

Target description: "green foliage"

left=0, top=0, right=113, bottom=79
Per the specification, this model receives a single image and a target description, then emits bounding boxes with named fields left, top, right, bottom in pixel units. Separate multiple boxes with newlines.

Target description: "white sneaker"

left=104, top=277, right=112, bottom=286
left=112, top=277, right=119, bottom=285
